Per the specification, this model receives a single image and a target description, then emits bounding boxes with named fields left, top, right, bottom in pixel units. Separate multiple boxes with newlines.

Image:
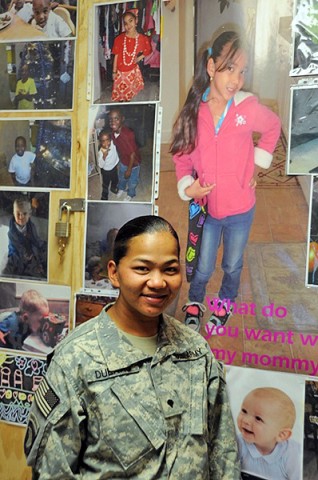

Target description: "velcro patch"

left=35, top=378, right=60, bottom=418
left=24, top=413, right=39, bottom=456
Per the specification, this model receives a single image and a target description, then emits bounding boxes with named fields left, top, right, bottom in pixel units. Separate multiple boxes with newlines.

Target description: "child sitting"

left=237, top=387, right=300, bottom=480
left=2, top=197, right=47, bottom=279
left=8, top=135, right=36, bottom=186
left=97, top=130, right=119, bottom=201
left=32, top=0, right=72, bottom=38
left=0, top=289, right=49, bottom=350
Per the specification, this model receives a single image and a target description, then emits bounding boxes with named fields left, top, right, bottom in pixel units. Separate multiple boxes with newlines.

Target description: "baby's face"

left=33, top=0, right=50, bottom=28
left=237, top=393, right=283, bottom=454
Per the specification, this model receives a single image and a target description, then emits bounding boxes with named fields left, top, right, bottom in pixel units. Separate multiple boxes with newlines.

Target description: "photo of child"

left=31, top=0, right=74, bottom=38
left=88, top=104, right=156, bottom=203
left=0, top=41, right=74, bottom=111
left=0, top=289, right=49, bottom=350
left=111, top=8, right=152, bottom=102
left=226, top=366, right=304, bottom=480
left=0, top=281, right=70, bottom=354
left=97, top=129, right=119, bottom=200
left=237, top=387, right=300, bottom=480
left=0, top=1, right=76, bottom=42
left=0, top=191, right=49, bottom=281
left=8, top=135, right=35, bottom=186
left=14, top=64, right=37, bottom=109
left=93, top=2, right=160, bottom=104
left=0, top=118, right=72, bottom=190
left=109, top=107, right=141, bottom=201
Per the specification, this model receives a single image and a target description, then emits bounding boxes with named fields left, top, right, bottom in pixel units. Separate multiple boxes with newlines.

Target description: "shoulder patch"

left=24, top=413, right=39, bottom=456
left=35, top=377, right=60, bottom=418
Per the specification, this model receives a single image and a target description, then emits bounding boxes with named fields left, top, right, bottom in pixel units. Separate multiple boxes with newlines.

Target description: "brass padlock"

left=55, top=204, right=71, bottom=238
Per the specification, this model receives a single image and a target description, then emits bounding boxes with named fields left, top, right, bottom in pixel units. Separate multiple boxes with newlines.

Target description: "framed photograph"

left=75, top=292, right=118, bottom=328
left=0, top=118, right=72, bottom=190
left=287, top=85, right=318, bottom=175
left=0, top=190, right=49, bottom=282
left=0, top=40, right=75, bottom=111
left=303, top=379, right=318, bottom=478
left=88, top=103, right=156, bottom=202
left=84, top=201, right=153, bottom=291
left=93, top=1, right=161, bottom=104
left=0, top=1, right=77, bottom=43
left=227, top=366, right=304, bottom=480
left=0, top=280, right=71, bottom=355
left=306, top=176, right=318, bottom=286
left=291, top=0, right=318, bottom=76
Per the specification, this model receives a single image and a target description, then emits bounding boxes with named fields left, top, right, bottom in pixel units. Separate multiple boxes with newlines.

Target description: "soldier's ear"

left=107, top=260, right=120, bottom=288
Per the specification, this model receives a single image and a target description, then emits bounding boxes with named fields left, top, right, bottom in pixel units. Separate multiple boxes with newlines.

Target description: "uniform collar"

left=95, top=309, right=208, bottom=372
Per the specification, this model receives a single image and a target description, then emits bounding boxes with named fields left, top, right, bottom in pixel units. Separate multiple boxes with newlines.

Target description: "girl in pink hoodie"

left=171, top=31, right=281, bottom=332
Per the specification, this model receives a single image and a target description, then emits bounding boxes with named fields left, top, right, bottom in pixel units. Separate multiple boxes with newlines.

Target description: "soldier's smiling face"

left=108, top=231, right=182, bottom=326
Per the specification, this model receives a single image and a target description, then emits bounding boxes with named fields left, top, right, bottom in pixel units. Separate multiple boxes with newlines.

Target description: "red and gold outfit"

left=112, top=32, right=152, bottom=102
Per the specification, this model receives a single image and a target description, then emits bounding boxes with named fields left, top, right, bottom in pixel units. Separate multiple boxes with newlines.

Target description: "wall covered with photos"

left=1, top=1, right=318, bottom=479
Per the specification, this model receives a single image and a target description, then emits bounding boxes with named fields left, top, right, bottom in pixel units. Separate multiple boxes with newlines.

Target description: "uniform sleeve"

left=207, top=359, right=241, bottom=479
left=24, top=359, right=86, bottom=479
left=253, top=102, right=281, bottom=168
left=29, top=78, right=37, bottom=96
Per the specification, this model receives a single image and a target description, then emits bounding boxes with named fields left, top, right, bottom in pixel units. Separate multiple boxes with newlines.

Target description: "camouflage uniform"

left=25, top=308, right=240, bottom=479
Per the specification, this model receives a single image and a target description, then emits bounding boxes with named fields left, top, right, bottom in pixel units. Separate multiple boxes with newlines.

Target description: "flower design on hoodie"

left=235, top=114, right=247, bottom=126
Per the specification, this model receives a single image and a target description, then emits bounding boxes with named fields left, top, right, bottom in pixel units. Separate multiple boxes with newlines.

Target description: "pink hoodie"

left=173, top=92, right=281, bottom=219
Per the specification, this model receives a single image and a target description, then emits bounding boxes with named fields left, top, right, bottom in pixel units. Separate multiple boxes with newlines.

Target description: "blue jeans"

left=118, top=162, right=140, bottom=198
left=189, top=206, right=255, bottom=303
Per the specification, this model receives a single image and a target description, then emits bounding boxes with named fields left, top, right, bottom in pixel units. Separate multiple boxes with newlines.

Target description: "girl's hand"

left=249, top=176, right=257, bottom=189
left=185, top=178, right=215, bottom=199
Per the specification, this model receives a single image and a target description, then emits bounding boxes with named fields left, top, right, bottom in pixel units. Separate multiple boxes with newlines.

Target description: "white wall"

left=161, top=2, right=180, bottom=143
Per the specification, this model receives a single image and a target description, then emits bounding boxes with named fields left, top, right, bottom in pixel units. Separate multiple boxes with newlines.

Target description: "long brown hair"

left=170, top=31, right=242, bottom=155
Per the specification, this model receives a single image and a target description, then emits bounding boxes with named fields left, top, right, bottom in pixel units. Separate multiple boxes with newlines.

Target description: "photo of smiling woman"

left=25, top=215, right=240, bottom=479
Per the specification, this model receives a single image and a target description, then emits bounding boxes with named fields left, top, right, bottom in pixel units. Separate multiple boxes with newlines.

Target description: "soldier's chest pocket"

left=171, top=356, right=208, bottom=437
left=92, top=379, right=166, bottom=470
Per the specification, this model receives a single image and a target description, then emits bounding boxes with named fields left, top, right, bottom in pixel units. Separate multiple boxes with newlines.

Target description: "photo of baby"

left=237, top=387, right=299, bottom=480
left=226, top=366, right=304, bottom=480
